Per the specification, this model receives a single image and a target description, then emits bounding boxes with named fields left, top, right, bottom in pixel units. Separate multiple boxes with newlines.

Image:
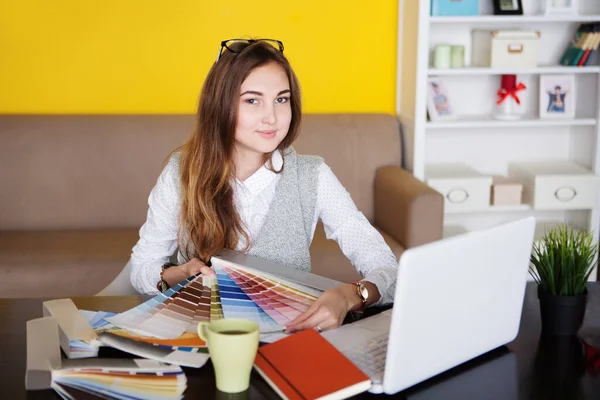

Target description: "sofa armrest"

left=374, top=166, right=444, bottom=249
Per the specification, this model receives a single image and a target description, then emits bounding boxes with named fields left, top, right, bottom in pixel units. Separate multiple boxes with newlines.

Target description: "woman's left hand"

left=285, top=285, right=356, bottom=333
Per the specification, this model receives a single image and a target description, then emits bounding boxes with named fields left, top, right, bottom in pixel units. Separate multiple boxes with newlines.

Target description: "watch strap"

left=156, top=262, right=178, bottom=293
left=351, top=281, right=368, bottom=310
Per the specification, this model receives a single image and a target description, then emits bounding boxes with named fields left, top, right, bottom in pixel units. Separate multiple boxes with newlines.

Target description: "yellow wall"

left=0, top=1, right=397, bottom=114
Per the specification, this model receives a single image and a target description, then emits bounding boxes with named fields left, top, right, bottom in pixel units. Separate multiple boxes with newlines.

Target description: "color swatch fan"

left=212, top=258, right=320, bottom=333
left=105, top=275, right=222, bottom=348
left=105, top=254, right=328, bottom=345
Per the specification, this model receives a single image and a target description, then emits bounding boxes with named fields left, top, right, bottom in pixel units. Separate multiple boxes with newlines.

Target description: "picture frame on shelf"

left=542, top=0, right=578, bottom=15
left=539, top=74, right=575, bottom=119
left=427, top=78, right=458, bottom=121
left=492, top=0, right=524, bottom=15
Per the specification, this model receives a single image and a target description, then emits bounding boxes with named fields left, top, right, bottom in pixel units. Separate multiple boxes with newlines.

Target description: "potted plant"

left=529, top=224, right=598, bottom=336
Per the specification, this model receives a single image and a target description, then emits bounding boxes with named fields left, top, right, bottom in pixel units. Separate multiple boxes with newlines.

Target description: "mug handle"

left=197, top=321, right=210, bottom=342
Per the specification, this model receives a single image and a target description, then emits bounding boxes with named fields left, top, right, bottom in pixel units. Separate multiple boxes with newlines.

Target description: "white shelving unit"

left=396, top=0, right=600, bottom=279
left=426, top=116, right=596, bottom=129
left=428, top=66, right=600, bottom=75
left=430, top=14, right=600, bottom=24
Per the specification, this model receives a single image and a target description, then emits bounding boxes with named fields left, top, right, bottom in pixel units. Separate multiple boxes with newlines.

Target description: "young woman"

left=129, top=39, right=398, bottom=333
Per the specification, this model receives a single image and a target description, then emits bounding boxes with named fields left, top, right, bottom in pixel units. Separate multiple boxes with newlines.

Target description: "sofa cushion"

left=1, top=224, right=403, bottom=298
left=0, top=230, right=139, bottom=298
left=309, top=223, right=404, bottom=284
left=294, top=114, right=401, bottom=222
left=0, top=115, right=194, bottom=230
left=0, top=114, right=401, bottom=230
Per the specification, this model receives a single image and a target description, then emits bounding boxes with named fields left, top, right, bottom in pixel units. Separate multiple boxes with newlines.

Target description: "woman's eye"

left=245, top=99, right=258, bottom=104
left=276, top=97, right=289, bottom=104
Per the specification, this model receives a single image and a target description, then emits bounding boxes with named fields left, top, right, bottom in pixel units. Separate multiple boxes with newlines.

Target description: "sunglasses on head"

left=215, top=38, right=284, bottom=62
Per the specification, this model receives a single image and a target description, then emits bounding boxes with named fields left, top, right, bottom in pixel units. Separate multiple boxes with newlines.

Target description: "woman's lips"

left=257, top=130, right=277, bottom=138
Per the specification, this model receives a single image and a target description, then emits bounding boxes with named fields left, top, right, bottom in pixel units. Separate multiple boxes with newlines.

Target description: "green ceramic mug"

left=197, top=318, right=260, bottom=393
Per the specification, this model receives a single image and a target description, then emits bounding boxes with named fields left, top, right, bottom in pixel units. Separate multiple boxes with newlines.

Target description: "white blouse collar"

left=236, top=150, right=283, bottom=197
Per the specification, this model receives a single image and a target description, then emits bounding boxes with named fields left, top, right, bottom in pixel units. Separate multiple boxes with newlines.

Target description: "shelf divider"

left=428, top=66, right=600, bottom=76
left=426, top=117, right=597, bottom=129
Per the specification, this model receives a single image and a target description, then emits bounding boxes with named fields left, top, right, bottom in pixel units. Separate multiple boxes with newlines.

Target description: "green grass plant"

left=530, top=225, right=598, bottom=296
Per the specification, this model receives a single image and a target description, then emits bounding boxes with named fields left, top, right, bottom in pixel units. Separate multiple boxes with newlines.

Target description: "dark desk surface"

left=2, top=282, right=600, bottom=400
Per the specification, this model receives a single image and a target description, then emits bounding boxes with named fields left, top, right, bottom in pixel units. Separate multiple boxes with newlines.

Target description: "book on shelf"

left=560, top=23, right=600, bottom=67
left=254, top=329, right=372, bottom=400
left=26, top=316, right=187, bottom=400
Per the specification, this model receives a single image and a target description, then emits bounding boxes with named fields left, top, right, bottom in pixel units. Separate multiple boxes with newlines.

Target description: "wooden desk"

left=2, top=283, right=600, bottom=399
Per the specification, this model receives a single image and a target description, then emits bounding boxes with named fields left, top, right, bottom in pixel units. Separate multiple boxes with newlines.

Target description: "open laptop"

left=322, top=216, right=536, bottom=395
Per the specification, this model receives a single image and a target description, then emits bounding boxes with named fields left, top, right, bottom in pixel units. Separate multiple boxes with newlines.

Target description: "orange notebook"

left=254, top=329, right=372, bottom=400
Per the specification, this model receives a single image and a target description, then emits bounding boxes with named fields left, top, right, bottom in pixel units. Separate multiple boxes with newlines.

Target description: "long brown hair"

left=176, top=41, right=302, bottom=263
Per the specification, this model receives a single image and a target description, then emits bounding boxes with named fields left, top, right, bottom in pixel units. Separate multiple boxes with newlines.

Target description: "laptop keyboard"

left=341, top=333, right=389, bottom=382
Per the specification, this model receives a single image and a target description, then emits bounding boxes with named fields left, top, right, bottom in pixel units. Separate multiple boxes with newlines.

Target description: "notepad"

left=254, top=329, right=372, bottom=400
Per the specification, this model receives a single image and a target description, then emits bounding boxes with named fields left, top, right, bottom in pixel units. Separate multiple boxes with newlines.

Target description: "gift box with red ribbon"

left=497, top=74, right=526, bottom=105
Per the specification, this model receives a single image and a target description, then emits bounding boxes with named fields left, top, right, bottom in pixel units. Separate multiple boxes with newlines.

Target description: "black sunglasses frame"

left=215, top=38, right=284, bottom=62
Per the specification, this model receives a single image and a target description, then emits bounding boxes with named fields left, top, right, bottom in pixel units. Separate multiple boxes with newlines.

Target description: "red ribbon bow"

left=496, top=82, right=526, bottom=105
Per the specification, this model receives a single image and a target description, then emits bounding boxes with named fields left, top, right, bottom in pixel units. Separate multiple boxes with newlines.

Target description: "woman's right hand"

left=162, top=258, right=215, bottom=287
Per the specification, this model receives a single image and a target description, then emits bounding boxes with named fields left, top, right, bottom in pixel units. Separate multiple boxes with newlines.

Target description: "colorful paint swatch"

left=103, top=256, right=326, bottom=346
left=185, top=276, right=213, bottom=333
left=221, top=265, right=318, bottom=327
left=84, top=310, right=208, bottom=351
left=209, top=276, right=224, bottom=320
left=134, top=276, right=206, bottom=339
left=214, top=264, right=284, bottom=333
left=107, top=275, right=216, bottom=340
left=105, top=277, right=194, bottom=338
left=51, top=359, right=186, bottom=400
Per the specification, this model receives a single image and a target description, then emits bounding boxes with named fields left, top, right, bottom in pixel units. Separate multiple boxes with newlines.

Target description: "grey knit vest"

left=176, top=147, right=322, bottom=271
left=248, top=147, right=323, bottom=272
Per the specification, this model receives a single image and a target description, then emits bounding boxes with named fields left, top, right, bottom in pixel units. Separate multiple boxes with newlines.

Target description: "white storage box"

left=472, top=30, right=540, bottom=68
left=426, top=164, right=492, bottom=213
left=508, top=161, right=600, bottom=210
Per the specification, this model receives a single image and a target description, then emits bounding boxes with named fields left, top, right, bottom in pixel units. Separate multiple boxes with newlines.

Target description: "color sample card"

left=185, top=276, right=213, bottom=333
left=210, top=277, right=225, bottom=320
left=214, top=264, right=284, bottom=333
left=106, top=277, right=194, bottom=338
left=135, top=275, right=206, bottom=339
left=51, top=359, right=187, bottom=400
left=222, top=266, right=317, bottom=327
left=104, top=257, right=325, bottom=346
left=212, top=259, right=323, bottom=298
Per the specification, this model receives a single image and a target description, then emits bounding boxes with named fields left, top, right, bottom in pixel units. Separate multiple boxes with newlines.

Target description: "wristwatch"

left=156, top=262, right=177, bottom=293
left=351, top=281, right=369, bottom=310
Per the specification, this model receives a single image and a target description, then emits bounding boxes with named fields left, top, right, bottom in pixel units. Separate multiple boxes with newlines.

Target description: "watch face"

left=358, top=283, right=369, bottom=300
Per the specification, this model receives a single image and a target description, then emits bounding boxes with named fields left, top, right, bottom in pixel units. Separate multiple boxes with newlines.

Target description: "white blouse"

left=129, top=151, right=399, bottom=305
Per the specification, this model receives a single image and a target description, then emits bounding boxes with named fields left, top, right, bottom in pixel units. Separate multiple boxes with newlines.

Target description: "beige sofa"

left=0, top=114, right=443, bottom=298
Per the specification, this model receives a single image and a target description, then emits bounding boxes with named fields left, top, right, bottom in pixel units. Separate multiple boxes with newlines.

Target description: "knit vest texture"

left=176, top=147, right=323, bottom=272
left=248, top=147, right=323, bottom=272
